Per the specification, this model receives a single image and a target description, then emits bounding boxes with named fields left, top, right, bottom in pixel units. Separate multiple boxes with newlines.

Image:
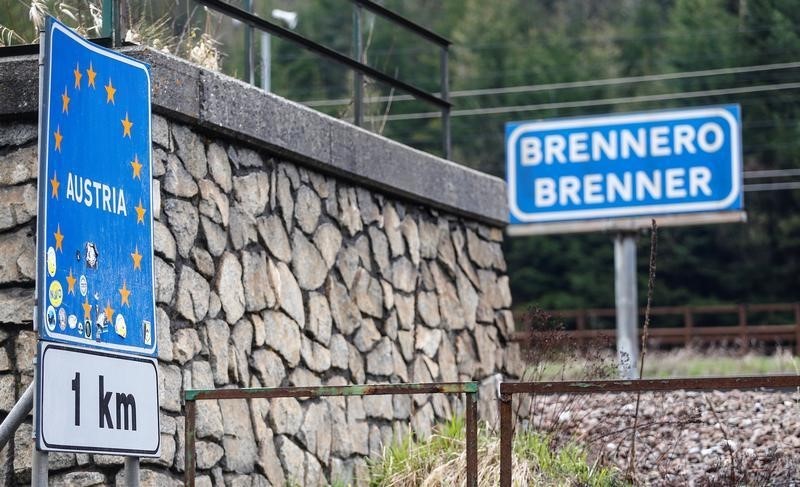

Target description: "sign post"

left=506, top=106, right=744, bottom=376
left=35, top=17, right=159, bottom=481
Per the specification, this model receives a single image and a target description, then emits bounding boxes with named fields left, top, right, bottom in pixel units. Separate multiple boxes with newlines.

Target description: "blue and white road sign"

left=506, top=105, right=743, bottom=225
left=37, top=18, right=156, bottom=357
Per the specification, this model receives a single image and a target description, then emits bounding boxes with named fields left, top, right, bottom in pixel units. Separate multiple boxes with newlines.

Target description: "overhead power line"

left=365, top=81, right=800, bottom=122
left=302, top=60, right=800, bottom=107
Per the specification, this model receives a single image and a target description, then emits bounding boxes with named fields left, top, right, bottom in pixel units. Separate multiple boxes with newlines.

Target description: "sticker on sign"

left=37, top=342, right=160, bottom=456
left=506, top=105, right=743, bottom=225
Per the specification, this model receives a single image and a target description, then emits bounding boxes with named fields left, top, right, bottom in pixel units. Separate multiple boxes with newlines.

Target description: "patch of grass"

left=368, top=416, right=625, bottom=486
left=524, top=348, right=799, bottom=380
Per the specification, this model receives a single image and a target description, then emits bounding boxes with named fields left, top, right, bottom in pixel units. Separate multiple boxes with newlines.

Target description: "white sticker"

left=79, top=275, right=87, bottom=297
left=68, top=314, right=77, bottom=329
left=115, top=314, right=127, bottom=338
left=47, top=247, right=57, bottom=277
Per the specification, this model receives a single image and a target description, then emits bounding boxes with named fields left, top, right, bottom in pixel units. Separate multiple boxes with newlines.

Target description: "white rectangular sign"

left=37, top=343, right=160, bottom=456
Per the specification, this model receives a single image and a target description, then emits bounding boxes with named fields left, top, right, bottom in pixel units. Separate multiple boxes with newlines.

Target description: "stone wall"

left=0, top=48, right=519, bottom=486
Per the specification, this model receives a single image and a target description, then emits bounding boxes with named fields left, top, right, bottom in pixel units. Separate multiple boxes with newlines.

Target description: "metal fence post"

left=244, top=0, right=254, bottom=85
left=184, top=399, right=196, bottom=487
left=465, top=390, right=478, bottom=487
left=440, top=46, right=450, bottom=159
left=498, top=392, right=513, bottom=487
left=353, top=4, right=364, bottom=127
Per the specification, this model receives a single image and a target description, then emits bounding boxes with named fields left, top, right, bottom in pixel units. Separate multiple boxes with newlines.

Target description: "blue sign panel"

left=506, top=106, right=743, bottom=224
left=37, top=18, right=156, bottom=357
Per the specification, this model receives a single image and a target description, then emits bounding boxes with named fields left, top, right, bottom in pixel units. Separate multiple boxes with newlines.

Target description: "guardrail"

left=184, top=382, right=478, bottom=486
left=497, top=374, right=800, bottom=486
left=513, top=303, right=800, bottom=352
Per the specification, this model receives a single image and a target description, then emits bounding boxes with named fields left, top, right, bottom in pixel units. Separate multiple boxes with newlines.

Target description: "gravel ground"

left=518, top=389, right=800, bottom=485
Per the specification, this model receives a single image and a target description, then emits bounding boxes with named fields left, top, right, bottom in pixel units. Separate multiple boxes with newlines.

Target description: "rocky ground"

left=517, top=389, right=800, bottom=486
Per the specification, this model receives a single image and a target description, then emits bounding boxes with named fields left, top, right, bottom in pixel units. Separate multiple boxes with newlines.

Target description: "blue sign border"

left=506, top=105, right=743, bottom=224
left=37, top=18, right=156, bottom=357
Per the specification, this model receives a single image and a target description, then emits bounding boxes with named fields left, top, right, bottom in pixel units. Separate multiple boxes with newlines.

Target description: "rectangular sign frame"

left=506, top=105, right=745, bottom=233
left=36, top=342, right=161, bottom=457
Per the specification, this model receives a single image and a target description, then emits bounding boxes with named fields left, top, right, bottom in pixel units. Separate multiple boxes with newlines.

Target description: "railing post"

left=440, top=46, right=450, bottom=159
left=738, top=304, right=748, bottom=352
left=352, top=4, right=364, bottom=127
left=794, top=303, right=800, bottom=355
left=101, top=0, right=120, bottom=47
left=498, top=392, right=513, bottom=487
left=465, top=390, right=478, bottom=487
left=184, top=399, right=196, bottom=487
left=684, top=307, right=693, bottom=348
left=244, top=0, right=254, bottom=85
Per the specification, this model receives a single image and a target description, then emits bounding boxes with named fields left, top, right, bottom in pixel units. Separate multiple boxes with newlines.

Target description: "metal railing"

left=513, top=303, right=800, bottom=352
left=184, top=381, right=478, bottom=486
left=189, top=0, right=452, bottom=158
left=497, top=374, right=800, bottom=486
left=0, top=1, right=452, bottom=158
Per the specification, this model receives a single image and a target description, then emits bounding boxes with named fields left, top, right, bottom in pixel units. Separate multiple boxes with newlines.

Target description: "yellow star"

left=86, top=62, right=97, bottom=88
left=82, top=296, right=92, bottom=320
left=104, top=301, right=114, bottom=323
left=135, top=199, right=146, bottom=224
left=73, top=62, right=82, bottom=89
left=53, top=125, right=63, bottom=152
left=119, top=281, right=131, bottom=307
left=50, top=172, right=60, bottom=199
left=131, top=154, right=143, bottom=179
left=121, top=112, right=133, bottom=138
left=61, top=86, right=70, bottom=114
left=66, top=269, right=77, bottom=295
left=54, top=224, right=64, bottom=252
left=105, top=78, right=116, bottom=104
left=131, top=246, right=142, bottom=270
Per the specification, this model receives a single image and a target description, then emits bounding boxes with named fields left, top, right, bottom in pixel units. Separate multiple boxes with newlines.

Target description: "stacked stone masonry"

left=0, top=114, right=520, bottom=485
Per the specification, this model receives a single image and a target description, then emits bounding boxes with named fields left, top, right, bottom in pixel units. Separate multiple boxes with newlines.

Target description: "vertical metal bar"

left=738, top=304, right=748, bottom=352
left=352, top=4, right=364, bottom=127
left=124, top=457, right=139, bottom=487
left=184, top=400, right=196, bottom=487
left=614, top=233, right=639, bottom=378
left=794, top=303, right=800, bottom=355
left=440, top=46, right=451, bottom=159
left=260, top=33, right=271, bottom=92
left=498, top=393, right=513, bottom=487
left=244, top=0, right=254, bottom=85
left=31, top=357, right=48, bottom=487
left=577, top=311, right=587, bottom=348
left=684, top=307, right=694, bottom=347
left=102, top=0, right=120, bottom=46
left=465, top=391, right=478, bottom=487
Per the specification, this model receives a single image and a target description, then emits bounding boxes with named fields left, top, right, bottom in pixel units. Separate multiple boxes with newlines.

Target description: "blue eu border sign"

left=37, top=17, right=156, bottom=357
left=506, top=105, right=744, bottom=233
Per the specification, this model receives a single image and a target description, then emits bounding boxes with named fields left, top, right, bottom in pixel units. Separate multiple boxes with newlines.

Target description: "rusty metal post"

left=184, top=399, right=196, bottom=487
left=738, top=304, right=748, bottom=352
left=684, top=307, right=693, bottom=347
left=465, top=391, right=478, bottom=487
left=794, top=303, right=800, bottom=355
left=499, top=392, right=513, bottom=487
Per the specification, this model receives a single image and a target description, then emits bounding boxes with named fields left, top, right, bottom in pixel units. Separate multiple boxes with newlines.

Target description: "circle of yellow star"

left=105, top=78, right=116, bottom=104
left=131, top=246, right=143, bottom=270
left=135, top=199, right=146, bottom=224
left=86, top=62, right=97, bottom=88
left=53, top=126, right=63, bottom=152
left=104, top=301, right=114, bottom=323
left=73, top=62, right=82, bottom=89
left=119, top=281, right=131, bottom=307
left=61, top=86, right=70, bottom=114
left=66, top=269, right=77, bottom=295
left=50, top=172, right=60, bottom=199
left=53, top=224, right=64, bottom=252
left=82, top=296, right=92, bottom=320
left=130, top=154, right=143, bottom=180
left=121, top=113, right=133, bottom=138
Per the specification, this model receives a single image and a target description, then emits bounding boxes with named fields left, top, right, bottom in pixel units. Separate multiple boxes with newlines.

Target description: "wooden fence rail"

left=512, top=303, right=800, bottom=352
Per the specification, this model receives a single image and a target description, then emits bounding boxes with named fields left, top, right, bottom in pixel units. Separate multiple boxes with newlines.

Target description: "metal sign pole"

left=31, top=358, right=48, bottom=487
left=614, top=232, right=639, bottom=378
left=124, top=457, right=140, bottom=486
